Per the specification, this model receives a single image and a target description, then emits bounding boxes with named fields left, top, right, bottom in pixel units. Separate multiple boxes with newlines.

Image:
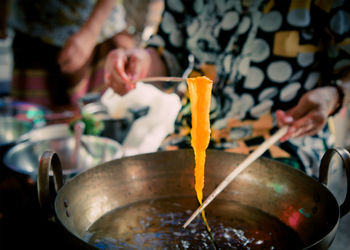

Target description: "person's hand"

left=58, top=29, right=97, bottom=73
left=276, top=86, right=340, bottom=142
left=104, top=48, right=151, bottom=95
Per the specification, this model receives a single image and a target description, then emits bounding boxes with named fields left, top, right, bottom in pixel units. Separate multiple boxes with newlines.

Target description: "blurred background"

left=0, top=0, right=349, bottom=249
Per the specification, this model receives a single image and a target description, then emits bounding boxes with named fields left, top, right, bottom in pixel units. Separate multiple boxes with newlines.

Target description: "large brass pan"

left=38, top=148, right=350, bottom=249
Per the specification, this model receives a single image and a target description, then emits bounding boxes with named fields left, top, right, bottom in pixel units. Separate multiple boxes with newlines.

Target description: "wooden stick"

left=136, top=76, right=187, bottom=83
left=183, top=126, right=289, bottom=228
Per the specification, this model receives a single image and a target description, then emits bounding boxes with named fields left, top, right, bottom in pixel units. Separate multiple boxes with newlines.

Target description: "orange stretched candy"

left=187, top=76, right=213, bottom=205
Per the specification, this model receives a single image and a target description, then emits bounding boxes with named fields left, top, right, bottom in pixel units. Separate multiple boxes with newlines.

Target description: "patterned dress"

left=148, top=0, right=350, bottom=177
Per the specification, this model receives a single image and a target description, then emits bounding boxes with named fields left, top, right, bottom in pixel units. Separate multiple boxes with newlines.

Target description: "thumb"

left=126, top=54, right=144, bottom=81
left=114, top=54, right=131, bottom=83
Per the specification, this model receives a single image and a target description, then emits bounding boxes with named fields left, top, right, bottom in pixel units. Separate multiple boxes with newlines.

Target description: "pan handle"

left=319, top=147, right=350, bottom=218
left=37, top=150, right=63, bottom=221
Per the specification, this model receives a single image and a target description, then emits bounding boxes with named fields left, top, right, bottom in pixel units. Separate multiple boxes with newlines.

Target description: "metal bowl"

left=0, top=116, right=33, bottom=147
left=3, top=135, right=123, bottom=179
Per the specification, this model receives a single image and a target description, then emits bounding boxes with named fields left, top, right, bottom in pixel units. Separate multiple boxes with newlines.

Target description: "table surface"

left=0, top=162, right=67, bottom=249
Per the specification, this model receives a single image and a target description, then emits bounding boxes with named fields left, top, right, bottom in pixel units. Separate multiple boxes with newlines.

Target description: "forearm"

left=82, top=0, right=118, bottom=38
left=327, top=69, right=350, bottom=116
left=340, top=69, right=350, bottom=106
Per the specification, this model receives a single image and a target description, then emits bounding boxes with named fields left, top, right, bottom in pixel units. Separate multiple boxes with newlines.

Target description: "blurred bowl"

left=78, top=92, right=150, bottom=144
left=27, top=123, right=71, bottom=142
left=0, top=116, right=33, bottom=147
left=0, top=117, right=34, bottom=160
left=3, top=135, right=123, bottom=179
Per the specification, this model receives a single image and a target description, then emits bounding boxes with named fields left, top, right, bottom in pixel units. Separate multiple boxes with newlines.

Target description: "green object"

left=70, top=114, right=104, bottom=136
left=26, top=108, right=45, bottom=125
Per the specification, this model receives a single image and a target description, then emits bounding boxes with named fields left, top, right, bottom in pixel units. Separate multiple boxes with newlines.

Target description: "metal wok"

left=38, top=149, right=350, bottom=249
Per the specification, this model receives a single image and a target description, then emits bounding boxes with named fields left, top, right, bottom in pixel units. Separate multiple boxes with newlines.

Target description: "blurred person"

left=123, top=0, right=164, bottom=47
left=105, top=0, right=350, bottom=178
left=0, top=0, right=12, bottom=97
left=6, top=0, right=134, bottom=109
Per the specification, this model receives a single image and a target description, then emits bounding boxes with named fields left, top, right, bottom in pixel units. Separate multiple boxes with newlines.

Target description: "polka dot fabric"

left=148, top=0, right=350, bottom=177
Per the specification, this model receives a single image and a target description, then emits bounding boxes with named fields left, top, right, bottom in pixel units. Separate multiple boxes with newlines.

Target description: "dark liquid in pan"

left=83, top=197, right=303, bottom=249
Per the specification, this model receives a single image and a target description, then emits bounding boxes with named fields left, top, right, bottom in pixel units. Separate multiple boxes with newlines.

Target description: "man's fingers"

left=281, top=112, right=324, bottom=141
left=105, top=55, right=134, bottom=95
left=115, top=56, right=130, bottom=82
left=276, top=110, right=294, bottom=127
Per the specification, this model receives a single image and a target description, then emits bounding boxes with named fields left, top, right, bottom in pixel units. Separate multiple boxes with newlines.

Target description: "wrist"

left=83, top=0, right=116, bottom=39
left=328, top=80, right=345, bottom=116
left=81, top=21, right=101, bottom=41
